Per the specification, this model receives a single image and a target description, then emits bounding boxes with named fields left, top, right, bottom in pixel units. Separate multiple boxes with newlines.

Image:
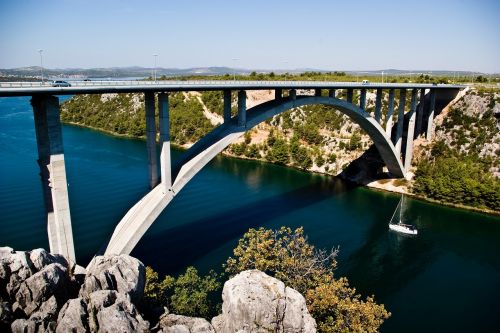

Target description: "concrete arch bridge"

left=0, top=81, right=466, bottom=260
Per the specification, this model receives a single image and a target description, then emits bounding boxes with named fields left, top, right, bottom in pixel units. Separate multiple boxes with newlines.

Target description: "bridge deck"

left=0, top=80, right=466, bottom=97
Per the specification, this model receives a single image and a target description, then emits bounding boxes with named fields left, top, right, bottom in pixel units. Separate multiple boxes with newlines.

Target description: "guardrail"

left=0, top=80, right=362, bottom=88
left=0, top=80, right=467, bottom=89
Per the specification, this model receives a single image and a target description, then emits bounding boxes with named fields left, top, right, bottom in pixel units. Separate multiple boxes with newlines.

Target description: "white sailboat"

left=389, top=195, right=418, bottom=235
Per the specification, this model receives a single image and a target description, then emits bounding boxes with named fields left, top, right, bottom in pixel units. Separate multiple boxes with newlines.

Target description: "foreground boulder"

left=1, top=248, right=317, bottom=333
left=57, top=290, right=149, bottom=332
left=157, top=313, right=215, bottom=333
left=1, top=248, right=148, bottom=333
left=80, top=255, right=145, bottom=303
left=212, top=270, right=316, bottom=333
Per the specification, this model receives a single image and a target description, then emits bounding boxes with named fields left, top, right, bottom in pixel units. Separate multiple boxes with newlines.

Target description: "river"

left=1, top=96, right=499, bottom=332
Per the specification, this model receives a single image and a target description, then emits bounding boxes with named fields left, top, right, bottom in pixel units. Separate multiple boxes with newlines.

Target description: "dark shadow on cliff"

left=340, top=89, right=461, bottom=184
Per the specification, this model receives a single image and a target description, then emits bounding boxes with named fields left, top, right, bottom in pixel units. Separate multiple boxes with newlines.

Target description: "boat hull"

left=389, top=223, right=418, bottom=235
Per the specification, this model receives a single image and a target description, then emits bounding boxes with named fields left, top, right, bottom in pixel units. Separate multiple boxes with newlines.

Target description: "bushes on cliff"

left=145, top=227, right=390, bottom=331
left=143, top=266, right=220, bottom=319
left=224, top=227, right=391, bottom=333
left=413, top=155, right=500, bottom=211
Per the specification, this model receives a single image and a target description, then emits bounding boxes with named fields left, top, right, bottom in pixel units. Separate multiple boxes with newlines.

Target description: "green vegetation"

left=200, top=91, right=224, bottom=116
left=412, top=92, right=499, bottom=211
left=161, top=70, right=488, bottom=85
left=61, top=92, right=214, bottom=145
left=143, top=266, right=220, bottom=318
left=225, top=227, right=390, bottom=332
left=169, top=93, right=214, bottom=144
left=413, top=153, right=499, bottom=210
left=144, top=227, right=390, bottom=332
left=61, top=94, right=147, bottom=136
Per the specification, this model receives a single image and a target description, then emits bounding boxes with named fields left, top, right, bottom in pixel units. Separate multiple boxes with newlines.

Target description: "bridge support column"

left=238, top=90, right=246, bottom=127
left=359, top=89, right=366, bottom=110
left=385, top=89, right=395, bottom=135
left=145, top=92, right=159, bottom=189
left=346, top=89, right=353, bottom=103
left=31, top=95, right=75, bottom=262
left=426, top=90, right=436, bottom=141
left=328, top=89, right=336, bottom=98
left=289, top=89, right=296, bottom=100
left=404, top=89, right=418, bottom=173
left=394, top=89, right=407, bottom=155
left=223, top=90, right=232, bottom=123
left=158, top=93, right=171, bottom=191
left=275, top=88, right=282, bottom=101
left=375, top=89, right=382, bottom=123
left=416, top=88, right=425, bottom=136
left=314, top=89, right=321, bottom=97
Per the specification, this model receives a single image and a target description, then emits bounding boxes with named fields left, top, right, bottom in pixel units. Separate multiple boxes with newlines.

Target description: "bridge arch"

left=104, top=94, right=404, bottom=256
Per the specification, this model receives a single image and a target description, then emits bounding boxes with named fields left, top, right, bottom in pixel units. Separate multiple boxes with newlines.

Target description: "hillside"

left=411, top=88, right=499, bottom=211
left=60, top=86, right=499, bottom=213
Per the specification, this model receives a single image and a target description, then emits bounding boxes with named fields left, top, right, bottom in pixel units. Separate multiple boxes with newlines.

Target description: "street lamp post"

left=153, top=54, right=158, bottom=82
left=283, top=60, right=288, bottom=81
left=38, top=49, right=44, bottom=84
left=232, top=58, right=239, bottom=81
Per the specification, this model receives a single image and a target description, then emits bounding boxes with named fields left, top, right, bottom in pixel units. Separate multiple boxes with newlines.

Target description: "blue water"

left=1, top=96, right=499, bottom=332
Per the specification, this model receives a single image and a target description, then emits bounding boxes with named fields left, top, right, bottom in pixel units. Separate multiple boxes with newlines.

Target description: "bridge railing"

left=0, top=80, right=466, bottom=89
left=0, top=80, right=364, bottom=88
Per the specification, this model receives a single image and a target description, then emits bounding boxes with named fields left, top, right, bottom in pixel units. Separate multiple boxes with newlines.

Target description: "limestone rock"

left=15, top=263, right=70, bottom=317
left=0, top=299, right=13, bottom=331
left=29, top=249, right=70, bottom=273
left=80, top=255, right=145, bottom=303
left=212, top=270, right=316, bottom=333
left=157, top=313, right=215, bottom=333
left=10, top=297, right=58, bottom=332
left=87, top=290, right=149, bottom=333
left=56, top=298, right=89, bottom=333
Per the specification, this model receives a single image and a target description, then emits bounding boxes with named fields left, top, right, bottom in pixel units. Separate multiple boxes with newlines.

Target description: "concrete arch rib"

left=104, top=96, right=404, bottom=256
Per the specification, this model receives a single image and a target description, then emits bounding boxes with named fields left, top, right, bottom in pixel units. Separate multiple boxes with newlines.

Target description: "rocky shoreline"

left=0, top=247, right=316, bottom=333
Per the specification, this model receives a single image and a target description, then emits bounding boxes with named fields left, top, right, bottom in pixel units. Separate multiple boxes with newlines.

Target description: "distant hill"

left=0, top=66, right=489, bottom=79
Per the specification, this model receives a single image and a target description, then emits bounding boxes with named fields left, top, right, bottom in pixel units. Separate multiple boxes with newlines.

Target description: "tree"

left=143, top=266, right=220, bottom=319
left=244, top=131, right=252, bottom=144
left=266, top=138, right=289, bottom=165
left=307, top=280, right=390, bottom=333
left=225, top=227, right=390, bottom=332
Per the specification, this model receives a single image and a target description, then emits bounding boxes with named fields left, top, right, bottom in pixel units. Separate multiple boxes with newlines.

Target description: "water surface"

left=1, top=97, right=499, bottom=332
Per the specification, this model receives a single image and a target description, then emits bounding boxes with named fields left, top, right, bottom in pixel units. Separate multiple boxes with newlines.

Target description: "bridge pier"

left=416, top=88, right=425, bottom=136
left=314, top=88, right=322, bottom=97
left=223, top=90, right=232, bottom=123
left=31, top=95, right=75, bottom=262
left=346, top=89, right=353, bottom=103
left=359, top=89, right=366, bottom=110
left=158, top=93, right=171, bottom=191
left=394, top=89, right=407, bottom=155
left=404, top=89, right=418, bottom=173
left=238, top=90, right=246, bottom=127
left=145, top=92, right=159, bottom=189
left=375, top=89, right=382, bottom=123
left=385, top=89, right=395, bottom=135
left=426, top=90, right=436, bottom=140
left=289, top=89, right=296, bottom=100
left=275, top=88, right=282, bottom=101
left=328, top=89, right=336, bottom=98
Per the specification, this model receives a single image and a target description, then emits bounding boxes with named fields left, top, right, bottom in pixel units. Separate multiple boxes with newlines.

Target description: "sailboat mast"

left=400, top=195, right=404, bottom=222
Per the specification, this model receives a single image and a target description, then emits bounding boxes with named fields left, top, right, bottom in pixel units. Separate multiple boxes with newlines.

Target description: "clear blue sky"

left=1, top=0, right=499, bottom=72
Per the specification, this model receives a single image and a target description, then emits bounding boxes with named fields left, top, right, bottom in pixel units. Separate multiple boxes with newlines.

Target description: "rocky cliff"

left=0, top=247, right=316, bottom=333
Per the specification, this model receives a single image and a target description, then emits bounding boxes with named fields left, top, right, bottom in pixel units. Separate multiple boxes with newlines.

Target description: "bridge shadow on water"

left=131, top=176, right=358, bottom=275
